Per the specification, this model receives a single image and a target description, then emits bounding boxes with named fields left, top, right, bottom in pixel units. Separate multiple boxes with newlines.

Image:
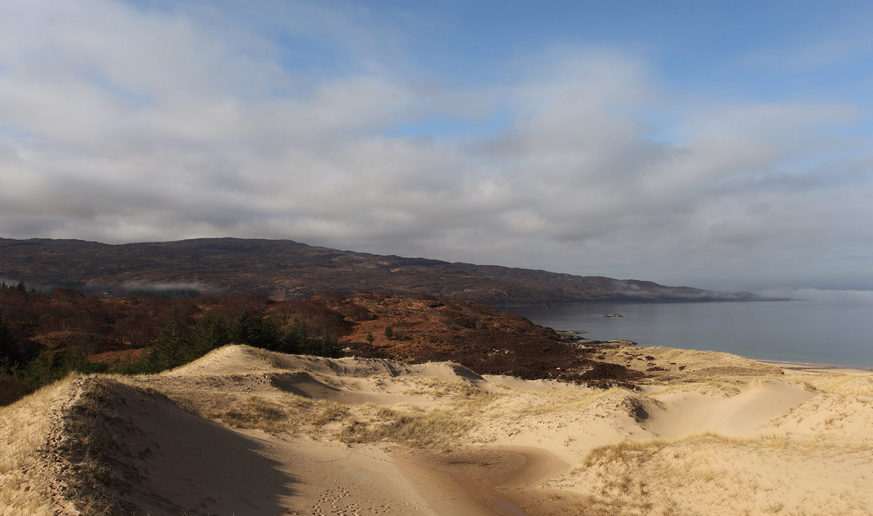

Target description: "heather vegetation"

left=0, top=286, right=343, bottom=406
left=1, top=286, right=643, bottom=408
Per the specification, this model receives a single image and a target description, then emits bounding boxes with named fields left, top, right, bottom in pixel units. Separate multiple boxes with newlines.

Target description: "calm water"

left=503, top=301, right=873, bottom=368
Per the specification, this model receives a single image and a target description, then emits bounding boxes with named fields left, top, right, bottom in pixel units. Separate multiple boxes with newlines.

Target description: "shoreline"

left=514, top=300, right=873, bottom=376
left=565, top=333, right=873, bottom=373
left=758, top=358, right=873, bottom=373
left=601, top=342, right=873, bottom=375
left=581, top=338, right=873, bottom=374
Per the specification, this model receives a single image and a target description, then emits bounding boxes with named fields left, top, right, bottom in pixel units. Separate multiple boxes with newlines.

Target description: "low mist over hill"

left=0, top=237, right=763, bottom=305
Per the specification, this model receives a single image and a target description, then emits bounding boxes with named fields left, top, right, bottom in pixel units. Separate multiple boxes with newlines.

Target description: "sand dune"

left=3, top=344, right=873, bottom=515
left=645, top=379, right=815, bottom=438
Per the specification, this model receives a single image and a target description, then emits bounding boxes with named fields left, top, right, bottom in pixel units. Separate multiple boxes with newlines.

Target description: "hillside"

left=0, top=237, right=761, bottom=305
left=0, top=286, right=638, bottom=407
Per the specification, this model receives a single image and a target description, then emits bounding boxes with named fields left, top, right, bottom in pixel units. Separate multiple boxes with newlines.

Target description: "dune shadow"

left=65, top=379, right=300, bottom=515
left=268, top=371, right=342, bottom=399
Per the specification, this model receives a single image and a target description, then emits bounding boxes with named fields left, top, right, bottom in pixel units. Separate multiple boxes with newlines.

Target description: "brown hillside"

left=0, top=237, right=762, bottom=305
left=0, top=287, right=638, bottom=408
left=333, top=292, right=640, bottom=385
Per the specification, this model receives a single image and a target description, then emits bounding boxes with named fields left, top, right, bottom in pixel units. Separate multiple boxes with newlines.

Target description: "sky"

left=1, top=0, right=872, bottom=294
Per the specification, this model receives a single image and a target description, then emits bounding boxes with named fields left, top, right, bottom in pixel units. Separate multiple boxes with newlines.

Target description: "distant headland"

left=0, top=237, right=785, bottom=305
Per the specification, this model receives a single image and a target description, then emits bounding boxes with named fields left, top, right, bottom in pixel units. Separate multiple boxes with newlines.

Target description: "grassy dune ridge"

left=2, top=345, right=873, bottom=515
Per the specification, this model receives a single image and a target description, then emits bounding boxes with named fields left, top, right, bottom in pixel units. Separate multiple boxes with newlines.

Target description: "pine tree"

left=188, top=314, right=230, bottom=359
left=280, top=318, right=306, bottom=354
left=148, top=307, right=190, bottom=372
left=0, top=315, right=16, bottom=373
left=248, top=314, right=281, bottom=351
left=315, top=329, right=341, bottom=358
left=231, top=306, right=253, bottom=345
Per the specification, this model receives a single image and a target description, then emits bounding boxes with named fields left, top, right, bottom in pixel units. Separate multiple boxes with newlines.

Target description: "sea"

left=502, top=300, right=873, bottom=369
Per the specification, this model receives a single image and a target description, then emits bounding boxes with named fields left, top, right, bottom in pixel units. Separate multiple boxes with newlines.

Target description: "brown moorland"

left=0, top=237, right=767, bottom=305
left=0, top=287, right=639, bottom=407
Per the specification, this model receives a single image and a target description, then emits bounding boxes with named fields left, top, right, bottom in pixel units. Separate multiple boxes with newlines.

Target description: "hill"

left=3, top=345, right=872, bottom=515
left=0, top=237, right=762, bottom=304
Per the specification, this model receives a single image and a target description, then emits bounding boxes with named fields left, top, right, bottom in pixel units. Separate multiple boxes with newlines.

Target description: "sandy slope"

left=3, top=344, right=873, bottom=515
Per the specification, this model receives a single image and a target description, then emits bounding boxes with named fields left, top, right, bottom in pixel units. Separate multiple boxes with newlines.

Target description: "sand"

left=2, top=344, right=873, bottom=515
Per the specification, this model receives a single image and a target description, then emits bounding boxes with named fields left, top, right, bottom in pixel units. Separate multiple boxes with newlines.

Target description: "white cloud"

left=0, top=0, right=872, bottom=293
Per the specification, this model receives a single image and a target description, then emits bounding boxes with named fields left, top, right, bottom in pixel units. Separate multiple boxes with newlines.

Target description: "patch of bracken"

left=339, top=294, right=642, bottom=387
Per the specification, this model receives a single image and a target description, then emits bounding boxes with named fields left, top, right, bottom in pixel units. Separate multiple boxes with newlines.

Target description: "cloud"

left=758, top=288, right=873, bottom=305
left=0, top=0, right=872, bottom=292
left=739, top=24, right=873, bottom=72
left=120, top=280, right=212, bottom=294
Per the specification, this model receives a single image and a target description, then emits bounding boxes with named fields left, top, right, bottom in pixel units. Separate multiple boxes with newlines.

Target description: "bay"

left=503, top=300, right=873, bottom=368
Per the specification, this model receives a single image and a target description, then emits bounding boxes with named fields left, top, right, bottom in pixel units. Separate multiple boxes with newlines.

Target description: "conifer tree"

left=0, top=315, right=16, bottom=373
left=231, top=306, right=253, bottom=345
left=280, top=317, right=306, bottom=354
left=188, top=314, right=230, bottom=359
left=249, top=314, right=281, bottom=350
left=147, top=307, right=189, bottom=371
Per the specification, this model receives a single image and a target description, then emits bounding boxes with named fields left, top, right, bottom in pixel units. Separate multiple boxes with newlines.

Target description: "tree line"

left=0, top=287, right=348, bottom=405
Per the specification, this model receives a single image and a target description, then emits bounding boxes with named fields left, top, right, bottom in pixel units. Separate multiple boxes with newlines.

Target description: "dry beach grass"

left=2, top=344, right=872, bottom=515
